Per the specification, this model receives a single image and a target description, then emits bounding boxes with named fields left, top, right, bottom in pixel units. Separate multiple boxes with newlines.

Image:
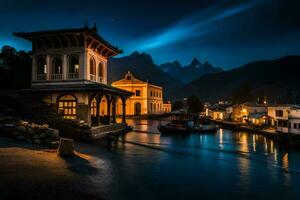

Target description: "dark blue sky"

left=1, top=0, right=300, bottom=69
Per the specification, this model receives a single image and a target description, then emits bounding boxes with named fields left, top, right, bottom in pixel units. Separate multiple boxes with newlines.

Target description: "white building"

left=268, top=105, right=300, bottom=134
left=287, top=108, right=300, bottom=135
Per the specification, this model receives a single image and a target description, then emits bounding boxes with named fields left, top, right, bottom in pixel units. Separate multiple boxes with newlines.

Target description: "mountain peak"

left=191, top=58, right=201, bottom=66
left=129, top=51, right=153, bottom=64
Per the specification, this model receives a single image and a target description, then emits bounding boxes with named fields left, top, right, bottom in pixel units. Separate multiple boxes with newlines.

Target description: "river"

left=83, top=119, right=300, bottom=200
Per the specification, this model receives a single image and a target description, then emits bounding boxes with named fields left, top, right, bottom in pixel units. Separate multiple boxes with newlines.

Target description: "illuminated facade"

left=232, top=102, right=267, bottom=123
left=112, top=71, right=165, bottom=115
left=163, top=101, right=172, bottom=113
left=14, top=25, right=132, bottom=125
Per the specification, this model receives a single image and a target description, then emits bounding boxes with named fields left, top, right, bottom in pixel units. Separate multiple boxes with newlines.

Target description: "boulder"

left=57, top=138, right=75, bottom=156
left=16, top=125, right=27, bottom=133
left=34, top=139, right=42, bottom=145
left=4, top=123, right=16, bottom=128
left=27, top=127, right=35, bottom=135
left=19, top=120, right=29, bottom=126
left=39, top=132, right=47, bottom=138
left=33, top=134, right=40, bottom=139
left=49, top=141, right=60, bottom=149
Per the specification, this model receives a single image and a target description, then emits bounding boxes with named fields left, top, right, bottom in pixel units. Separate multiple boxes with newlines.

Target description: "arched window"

left=52, top=57, right=62, bottom=74
left=90, top=98, right=97, bottom=117
left=51, top=57, right=63, bottom=80
left=57, top=95, right=77, bottom=119
left=68, top=55, right=79, bottom=79
left=89, top=57, right=96, bottom=81
left=98, top=62, right=104, bottom=82
left=36, top=57, right=46, bottom=80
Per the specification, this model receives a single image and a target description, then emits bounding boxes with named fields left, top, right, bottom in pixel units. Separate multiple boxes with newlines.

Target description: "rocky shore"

left=0, top=114, right=60, bottom=147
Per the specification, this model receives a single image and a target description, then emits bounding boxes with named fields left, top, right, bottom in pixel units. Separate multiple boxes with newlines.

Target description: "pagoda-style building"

left=14, top=24, right=132, bottom=126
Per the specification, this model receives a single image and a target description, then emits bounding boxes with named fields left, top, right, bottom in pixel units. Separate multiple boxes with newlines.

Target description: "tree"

left=0, top=45, right=31, bottom=90
left=172, top=101, right=184, bottom=111
left=186, top=96, right=204, bottom=114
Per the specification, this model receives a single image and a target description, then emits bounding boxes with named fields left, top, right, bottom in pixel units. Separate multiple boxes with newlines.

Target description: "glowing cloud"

left=132, top=1, right=264, bottom=51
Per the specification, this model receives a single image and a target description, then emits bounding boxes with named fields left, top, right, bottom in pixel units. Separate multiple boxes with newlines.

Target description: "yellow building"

left=112, top=71, right=164, bottom=115
left=163, top=101, right=172, bottom=113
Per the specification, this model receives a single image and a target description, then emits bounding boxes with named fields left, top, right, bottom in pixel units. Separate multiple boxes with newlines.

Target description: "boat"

left=157, top=110, right=218, bottom=134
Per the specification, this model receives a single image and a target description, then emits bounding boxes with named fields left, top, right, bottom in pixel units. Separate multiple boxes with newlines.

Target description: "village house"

left=14, top=25, right=133, bottom=128
left=163, top=101, right=172, bottom=114
left=112, top=71, right=168, bottom=115
left=232, top=102, right=268, bottom=123
left=206, top=102, right=232, bottom=120
left=268, top=105, right=300, bottom=134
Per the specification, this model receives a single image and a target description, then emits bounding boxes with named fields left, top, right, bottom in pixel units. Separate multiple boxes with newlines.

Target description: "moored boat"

left=158, top=110, right=218, bottom=134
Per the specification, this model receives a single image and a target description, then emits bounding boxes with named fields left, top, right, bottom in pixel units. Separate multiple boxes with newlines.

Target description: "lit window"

left=136, top=90, right=141, bottom=96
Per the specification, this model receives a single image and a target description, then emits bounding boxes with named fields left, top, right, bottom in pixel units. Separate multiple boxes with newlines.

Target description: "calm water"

left=81, top=119, right=300, bottom=200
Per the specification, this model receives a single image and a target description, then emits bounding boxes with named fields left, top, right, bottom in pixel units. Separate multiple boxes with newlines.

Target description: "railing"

left=50, top=73, right=63, bottom=80
left=36, top=74, right=46, bottom=81
left=98, top=76, right=103, bottom=83
left=67, top=73, right=79, bottom=79
left=90, top=74, right=96, bottom=81
left=90, top=123, right=127, bottom=139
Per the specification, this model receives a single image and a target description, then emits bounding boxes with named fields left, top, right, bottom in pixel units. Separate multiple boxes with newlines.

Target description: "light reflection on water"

left=86, top=119, right=300, bottom=200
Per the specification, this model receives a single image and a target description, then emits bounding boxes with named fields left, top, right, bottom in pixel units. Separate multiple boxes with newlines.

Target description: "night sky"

left=1, top=0, right=300, bottom=69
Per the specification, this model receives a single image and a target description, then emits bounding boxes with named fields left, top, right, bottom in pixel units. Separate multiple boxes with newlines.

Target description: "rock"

left=27, top=127, right=35, bottom=135
left=16, top=125, right=27, bottom=133
left=49, top=141, right=60, bottom=149
left=34, top=139, right=42, bottom=145
left=57, top=138, right=75, bottom=156
left=19, top=120, right=29, bottom=126
left=39, top=132, right=47, bottom=138
left=50, top=129, right=59, bottom=138
left=16, top=135, right=25, bottom=140
left=42, top=124, right=49, bottom=129
left=33, top=134, right=40, bottom=139
left=4, top=123, right=16, bottom=128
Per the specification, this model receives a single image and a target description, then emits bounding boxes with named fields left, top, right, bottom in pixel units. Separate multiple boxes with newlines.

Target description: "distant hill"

left=107, top=51, right=183, bottom=99
left=160, top=58, right=222, bottom=83
left=183, top=56, right=300, bottom=103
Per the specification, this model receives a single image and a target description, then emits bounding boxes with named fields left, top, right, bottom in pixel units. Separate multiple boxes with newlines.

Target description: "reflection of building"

left=163, top=101, right=172, bottom=113
left=112, top=71, right=165, bottom=115
left=14, top=25, right=132, bottom=125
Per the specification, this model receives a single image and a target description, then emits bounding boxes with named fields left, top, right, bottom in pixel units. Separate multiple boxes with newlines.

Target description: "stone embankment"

left=0, top=114, right=60, bottom=148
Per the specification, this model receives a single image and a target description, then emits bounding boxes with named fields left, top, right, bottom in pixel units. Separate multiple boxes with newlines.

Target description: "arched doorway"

left=99, top=95, right=109, bottom=124
left=116, top=97, right=123, bottom=116
left=57, top=94, right=77, bottom=119
left=134, top=102, right=141, bottom=115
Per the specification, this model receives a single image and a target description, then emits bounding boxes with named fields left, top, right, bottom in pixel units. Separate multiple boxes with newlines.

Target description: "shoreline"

left=213, top=119, right=300, bottom=148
